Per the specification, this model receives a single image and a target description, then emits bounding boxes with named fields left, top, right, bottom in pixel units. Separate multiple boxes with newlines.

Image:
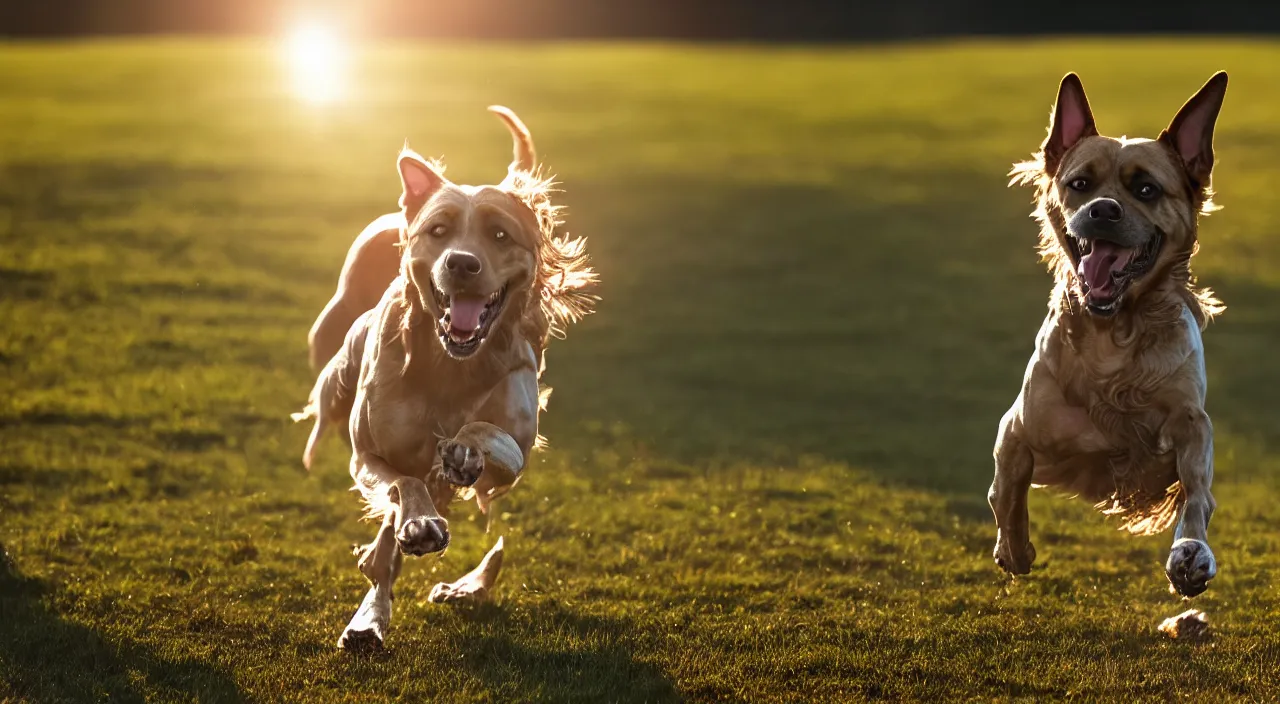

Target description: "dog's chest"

left=363, top=380, right=483, bottom=475
left=1044, top=328, right=1195, bottom=475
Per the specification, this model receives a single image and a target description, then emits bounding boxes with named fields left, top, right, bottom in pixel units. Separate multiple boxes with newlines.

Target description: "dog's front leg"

left=438, top=422, right=526, bottom=491
left=990, top=406, right=1036, bottom=574
left=430, top=423, right=524, bottom=605
left=431, top=370, right=537, bottom=604
left=437, top=367, right=538, bottom=504
left=339, top=456, right=450, bottom=650
left=1162, top=405, right=1217, bottom=597
left=339, top=513, right=401, bottom=651
left=387, top=472, right=450, bottom=557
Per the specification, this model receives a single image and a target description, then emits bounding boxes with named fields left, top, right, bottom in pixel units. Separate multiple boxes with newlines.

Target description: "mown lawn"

left=2, top=38, right=1279, bottom=702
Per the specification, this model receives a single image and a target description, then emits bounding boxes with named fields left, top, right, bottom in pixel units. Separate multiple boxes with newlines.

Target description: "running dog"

left=992, top=72, right=1228, bottom=597
left=295, top=107, right=596, bottom=649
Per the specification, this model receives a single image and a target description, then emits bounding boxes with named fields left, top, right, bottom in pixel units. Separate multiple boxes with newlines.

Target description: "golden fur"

left=1009, top=141, right=1223, bottom=331
left=990, top=73, right=1228, bottom=598
left=395, top=166, right=595, bottom=374
left=294, top=107, right=596, bottom=649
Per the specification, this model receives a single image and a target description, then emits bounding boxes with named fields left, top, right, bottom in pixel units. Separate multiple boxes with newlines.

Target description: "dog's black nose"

left=444, top=251, right=482, bottom=276
left=1087, top=198, right=1124, bottom=222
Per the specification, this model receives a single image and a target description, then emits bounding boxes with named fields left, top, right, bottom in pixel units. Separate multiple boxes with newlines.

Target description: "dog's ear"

left=1160, top=71, right=1228, bottom=191
left=1043, top=73, right=1098, bottom=176
left=397, top=144, right=447, bottom=218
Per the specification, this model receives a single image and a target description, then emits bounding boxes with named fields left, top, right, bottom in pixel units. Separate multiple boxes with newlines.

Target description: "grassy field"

left=2, top=38, right=1280, bottom=702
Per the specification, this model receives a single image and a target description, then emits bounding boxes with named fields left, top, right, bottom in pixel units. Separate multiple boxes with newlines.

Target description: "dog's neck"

left=1059, top=275, right=1193, bottom=352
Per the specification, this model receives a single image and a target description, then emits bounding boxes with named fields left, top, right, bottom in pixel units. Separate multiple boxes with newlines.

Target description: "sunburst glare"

left=283, top=22, right=347, bottom=104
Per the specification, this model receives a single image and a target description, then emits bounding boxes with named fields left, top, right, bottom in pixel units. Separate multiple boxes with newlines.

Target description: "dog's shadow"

left=0, top=548, right=243, bottom=703
left=440, top=602, right=681, bottom=703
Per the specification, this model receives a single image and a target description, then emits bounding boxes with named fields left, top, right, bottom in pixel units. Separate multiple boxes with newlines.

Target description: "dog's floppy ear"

left=1160, top=71, right=1228, bottom=191
left=397, top=144, right=447, bottom=219
left=1043, top=73, right=1098, bottom=176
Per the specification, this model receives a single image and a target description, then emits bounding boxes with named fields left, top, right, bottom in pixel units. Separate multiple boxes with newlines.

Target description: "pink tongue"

left=448, top=297, right=486, bottom=332
left=1078, top=241, right=1135, bottom=295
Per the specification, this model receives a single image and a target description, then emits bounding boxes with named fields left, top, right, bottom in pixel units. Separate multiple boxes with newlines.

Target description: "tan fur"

left=294, top=107, right=596, bottom=649
left=990, top=73, right=1227, bottom=597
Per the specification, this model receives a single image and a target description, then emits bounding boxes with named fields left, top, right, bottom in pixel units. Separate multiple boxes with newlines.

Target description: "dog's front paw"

left=1166, top=538, right=1216, bottom=597
left=438, top=438, right=484, bottom=487
left=338, top=625, right=385, bottom=652
left=993, top=530, right=1036, bottom=575
left=396, top=516, right=449, bottom=556
left=339, top=587, right=391, bottom=652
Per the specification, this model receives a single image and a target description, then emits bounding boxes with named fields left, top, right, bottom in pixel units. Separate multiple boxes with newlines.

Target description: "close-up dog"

left=992, top=71, right=1228, bottom=597
left=293, top=107, right=597, bottom=650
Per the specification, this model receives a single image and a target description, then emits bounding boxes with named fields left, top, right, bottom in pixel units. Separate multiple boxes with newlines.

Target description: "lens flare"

left=284, top=23, right=346, bottom=104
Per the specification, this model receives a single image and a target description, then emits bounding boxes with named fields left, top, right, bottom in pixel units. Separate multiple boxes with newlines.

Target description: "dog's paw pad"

left=396, top=516, right=449, bottom=556
left=992, top=534, right=1036, bottom=575
left=438, top=439, right=484, bottom=487
left=1166, top=538, right=1216, bottom=597
left=338, top=627, right=384, bottom=652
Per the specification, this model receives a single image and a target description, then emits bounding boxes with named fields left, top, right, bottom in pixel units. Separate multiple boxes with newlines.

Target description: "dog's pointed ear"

left=1160, top=71, right=1228, bottom=191
left=397, top=144, right=447, bottom=218
left=1043, top=73, right=1098, bottom=176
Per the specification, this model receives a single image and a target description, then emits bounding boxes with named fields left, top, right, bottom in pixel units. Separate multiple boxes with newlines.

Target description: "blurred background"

left=3, top=2, right=1279, bottom=701
left=5, top=0, right=1280, bottom=38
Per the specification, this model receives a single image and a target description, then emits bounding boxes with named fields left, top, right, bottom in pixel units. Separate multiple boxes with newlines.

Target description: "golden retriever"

left=993, top=72, right=1228, bottom=597
left=294, top=107, right=596, bottom=650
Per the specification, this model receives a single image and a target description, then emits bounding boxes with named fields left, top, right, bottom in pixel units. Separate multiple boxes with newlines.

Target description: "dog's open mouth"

left=1070, top=232, right=1162, bottom=317
left=430, top=284, right=508, bottom=358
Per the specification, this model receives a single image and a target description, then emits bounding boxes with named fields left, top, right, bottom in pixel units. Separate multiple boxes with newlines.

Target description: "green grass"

left=2, top=37, right=1280, bottom=702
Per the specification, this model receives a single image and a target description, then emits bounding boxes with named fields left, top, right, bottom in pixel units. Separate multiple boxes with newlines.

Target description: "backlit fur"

left=990, top=73, right=1228, bottom=598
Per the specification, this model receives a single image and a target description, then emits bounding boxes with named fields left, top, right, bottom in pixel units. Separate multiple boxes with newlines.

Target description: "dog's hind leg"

left=339, top=514, right=402, bottom=651
left=989, top=407, right=1036, bottom=575
left=429, top=536, right=505, bottom=605
left=294, top=311, right=371, bottom=468
left=309, top=297, right=361, bottom=373
left=1162, top=405, right=1217, bottom=597
left=308, top=215, right=403, bottom=371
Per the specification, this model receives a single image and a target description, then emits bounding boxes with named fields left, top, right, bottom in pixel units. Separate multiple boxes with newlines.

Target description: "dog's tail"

left=489, top=105, right=536, bottom=175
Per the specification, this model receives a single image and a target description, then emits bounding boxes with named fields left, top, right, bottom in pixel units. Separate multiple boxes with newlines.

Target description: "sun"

left=283, top=23, right=347, bottom=104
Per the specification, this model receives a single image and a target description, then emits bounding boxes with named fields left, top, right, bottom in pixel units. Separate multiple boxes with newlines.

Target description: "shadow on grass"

left=443, top=603, right=681, bottom=703
left=543, top=173, right=1280, bottom=497
left=542, top=172, right=1048, bottom=494
left=0, top=549, right=243, bottom=703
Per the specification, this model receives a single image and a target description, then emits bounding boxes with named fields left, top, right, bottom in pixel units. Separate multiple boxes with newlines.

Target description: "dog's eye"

left=494, top=229, right=507, bottom=241
left=1135, top=183, right=1162, bottom=201
left=428, top=224, right=447, bottom=237
left=1067, top=178, right=1090, bottom=192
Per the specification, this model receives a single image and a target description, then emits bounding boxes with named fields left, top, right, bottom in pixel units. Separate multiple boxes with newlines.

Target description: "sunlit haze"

left=283, top=22, right=347, bottom=104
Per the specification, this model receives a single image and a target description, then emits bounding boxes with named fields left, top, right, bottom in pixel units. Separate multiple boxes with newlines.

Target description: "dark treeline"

left=3, top=0, right=1279, bottom=39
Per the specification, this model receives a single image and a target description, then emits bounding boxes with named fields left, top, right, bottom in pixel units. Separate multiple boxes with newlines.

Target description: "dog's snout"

left=1087, top=198, right=1124, bottom=222
left=444, top=251, right=482, bottom=276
